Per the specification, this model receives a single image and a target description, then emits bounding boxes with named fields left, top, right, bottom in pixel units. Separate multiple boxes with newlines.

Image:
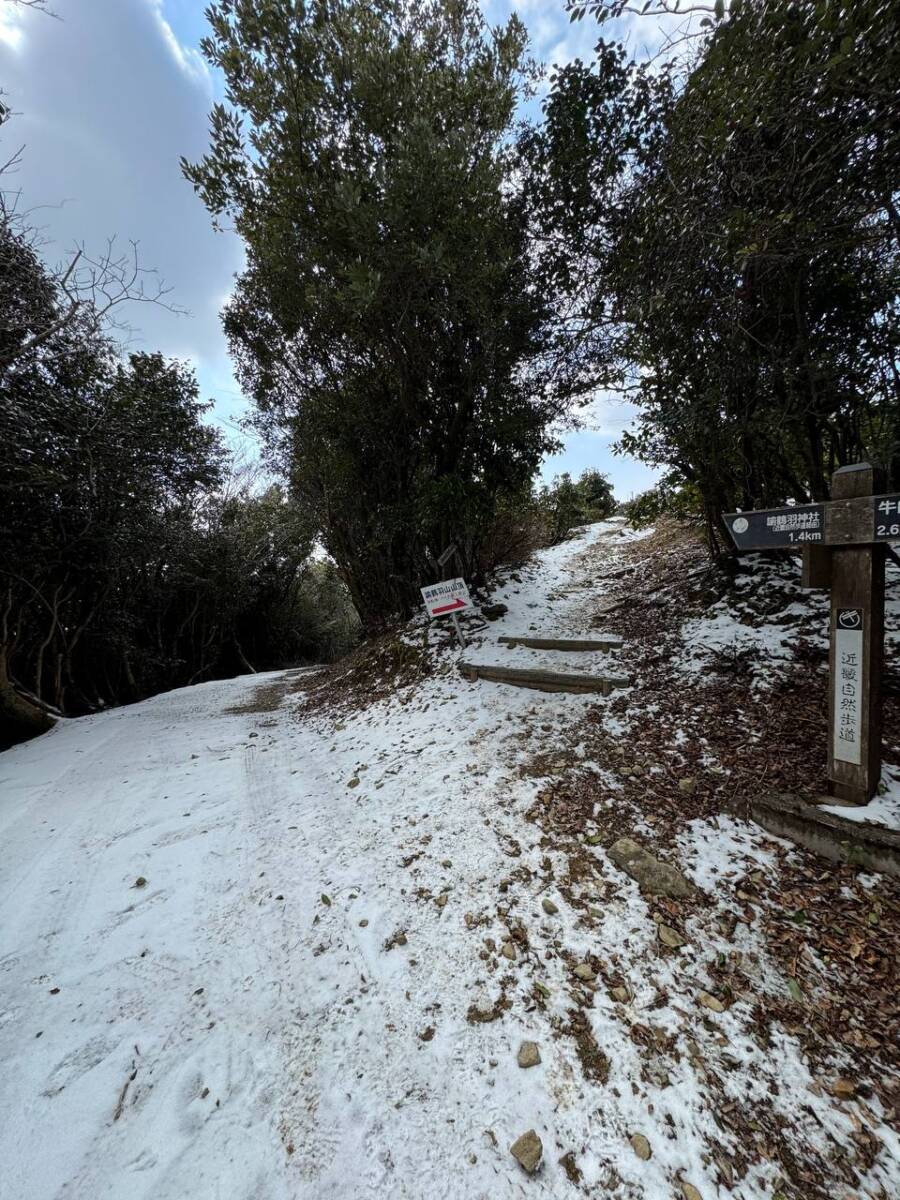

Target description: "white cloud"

left=0, top=5, right=26, bottom=53
left=146, top=0, right=211, bottom=90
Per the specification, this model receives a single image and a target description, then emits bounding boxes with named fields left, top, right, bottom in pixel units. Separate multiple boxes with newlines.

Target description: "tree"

left=183, top=0, right=575, bottom=627
left=536, top=1, right=900, bottom=550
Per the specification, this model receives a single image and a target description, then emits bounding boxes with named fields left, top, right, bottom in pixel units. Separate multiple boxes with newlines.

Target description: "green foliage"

left=0, top=221, right=357, bottom=743
left=619, top=476, right=702, bottom=529
left=183, top=0, right=575, bottom=627
left=538, top=468, right=617, bottom=544
left=537, top=1, right=900, bottom=551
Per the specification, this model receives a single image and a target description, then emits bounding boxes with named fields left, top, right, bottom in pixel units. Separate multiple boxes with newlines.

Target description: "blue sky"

left=0, top=0, right=668, bottom=499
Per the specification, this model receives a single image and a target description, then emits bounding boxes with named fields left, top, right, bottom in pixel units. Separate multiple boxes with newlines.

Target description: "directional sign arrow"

left=433, top=598, right=467, bottom=615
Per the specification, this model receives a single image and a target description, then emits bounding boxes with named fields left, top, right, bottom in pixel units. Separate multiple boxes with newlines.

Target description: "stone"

left=697, top=990, right=725, bottom=1013
left=658, top=924, right=686, bottom=949
left=517, top=1041, right=541, bottom=1069
left=584, top=833, right=604, bottom=846
left=611, top=985, right=631, bottom=1003
left=607, top=838, right=694, bottom=899
left=359, top=919, right=369, bottom=927
left=510, top=1129, right=543, bottom=1174
left=681, top=1183, right=703, bottom=1200
left=645, top=1058, right=671, bottom=1088
left=630, top=1133, right=652, bottom=1161
left=501, top=942, right=517, bottom=961
left=482, top=603, right=509, bottom=621
left=573, top=963, right=595, bottom=982
left=679, top=777, right=696, bottom=794
left=541, top=897, right=559, bottom=915
left=133, top=876, right=147, bottom=889
left=441, top=859, right=452, bottom=868
left=347, top=777, right=360, bottom=788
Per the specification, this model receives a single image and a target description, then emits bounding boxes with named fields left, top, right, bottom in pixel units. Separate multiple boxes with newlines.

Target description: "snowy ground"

left=1, top=522, right=898, bottom=1200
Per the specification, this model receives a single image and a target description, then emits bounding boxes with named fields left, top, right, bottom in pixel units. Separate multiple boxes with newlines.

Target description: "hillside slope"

left=1, top=521, right=898, bottom=1200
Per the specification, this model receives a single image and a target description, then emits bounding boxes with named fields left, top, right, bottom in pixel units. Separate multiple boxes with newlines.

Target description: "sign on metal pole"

left=420, top=577, right=473, bottom=618
left=421, top=577, right=473, bottom=649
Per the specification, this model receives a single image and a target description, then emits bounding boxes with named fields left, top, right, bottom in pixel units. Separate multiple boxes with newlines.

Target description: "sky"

left=0, top=0, right=670, bottom=499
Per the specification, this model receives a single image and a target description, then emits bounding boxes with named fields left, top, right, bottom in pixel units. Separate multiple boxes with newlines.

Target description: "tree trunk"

left=0, top=643, right=55, bottom=747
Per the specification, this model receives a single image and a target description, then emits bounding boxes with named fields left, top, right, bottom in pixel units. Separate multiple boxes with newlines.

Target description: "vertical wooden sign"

left=826, top=464, right=885, bottom=803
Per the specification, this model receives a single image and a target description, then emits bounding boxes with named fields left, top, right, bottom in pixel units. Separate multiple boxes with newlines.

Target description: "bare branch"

left=0, top=228, right=188, bottom=370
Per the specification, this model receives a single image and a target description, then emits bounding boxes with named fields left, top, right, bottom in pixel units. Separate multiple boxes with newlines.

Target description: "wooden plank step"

left=458, top=662, right=630, bottom=696
left=498, top=635, right=622, bottom=652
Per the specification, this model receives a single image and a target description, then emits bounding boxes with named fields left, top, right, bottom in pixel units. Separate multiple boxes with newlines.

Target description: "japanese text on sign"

left=875, top=495, right=900, bottom=541
left=833, top=609, right=863, bottom=766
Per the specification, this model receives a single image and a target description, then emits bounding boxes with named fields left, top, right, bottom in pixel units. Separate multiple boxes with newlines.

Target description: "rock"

left=133, top=876, right=147, bottom=889
left=678, top=777, right=696, bottom=794
left=658, top=924, right=686, bottom=949
left=359, top=919, right=369, bottom=927
left=347, top=777, right=360, bottom=788
left=697, top=990, right=725, bottom=1013
left=573, top=963, right=595, bottom=982
left=611, top=985, right=631, bottom=1003
left=248, top=731, right=258, bottom=738
left=541, top=897, right=559, bottom=915
left=482, top=603, right=509, bottom=621
left=441, top=859, right=452, bottom=868
left=534, top=982, right=550, bottom=998
left=559, top=1150, right=581, bottom=1183
left=681, top=1183, right=703, bottom=1200
left=436, top=894, right=449, bottom=908
left=630, top=1133, right=652, bottom=1161
left=510, top=1129, right=543, bottom=1174
left=831, top=1078, right=856, bottom=1097
left=584, top=833, right=604, bottom=846
left=607, top=838, right=694, bottom=899
left=501, top=941, right=517, bottom=961
left=517, top=1041, right=541, bottom=1069
left=645, top=1057, right=671, bottom=1088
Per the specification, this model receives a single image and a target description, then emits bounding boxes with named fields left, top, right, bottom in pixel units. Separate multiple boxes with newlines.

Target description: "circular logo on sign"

left=732, top=517, right=749, bottom=534
left=838, top=610, right=861, bottom=630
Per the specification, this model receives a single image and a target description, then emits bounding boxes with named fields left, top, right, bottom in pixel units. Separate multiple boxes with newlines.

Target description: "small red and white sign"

left=421, top=577, right=473, bottom=618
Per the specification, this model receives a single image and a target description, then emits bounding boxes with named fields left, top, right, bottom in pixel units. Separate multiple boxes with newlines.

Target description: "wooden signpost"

left=725, top=464, right=897, bottom=805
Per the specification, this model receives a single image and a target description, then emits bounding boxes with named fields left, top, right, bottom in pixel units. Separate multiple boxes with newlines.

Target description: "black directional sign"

left=724, top=503, right=825, bottom=550
left=874, top=495, right=900, bottom=542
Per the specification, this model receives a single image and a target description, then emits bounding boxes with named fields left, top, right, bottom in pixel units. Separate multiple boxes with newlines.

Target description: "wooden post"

left=827, top=464, right=885, bottom=803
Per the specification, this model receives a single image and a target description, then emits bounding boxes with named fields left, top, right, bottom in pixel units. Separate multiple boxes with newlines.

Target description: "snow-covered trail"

left=0, top=525, right=622, bottom=1200
left=5, top=521, right=897, bottom=1200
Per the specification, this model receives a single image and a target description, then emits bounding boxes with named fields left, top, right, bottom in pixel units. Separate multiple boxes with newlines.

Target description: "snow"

left=818, top=763, right=900, bottom=830
left=1, top=524, right=898, bottom=1199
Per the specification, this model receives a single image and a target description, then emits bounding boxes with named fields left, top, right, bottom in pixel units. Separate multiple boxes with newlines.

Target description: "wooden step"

left=458, top=662, right=630, bottom=696
left=498, top=635, right=622, bottom=652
